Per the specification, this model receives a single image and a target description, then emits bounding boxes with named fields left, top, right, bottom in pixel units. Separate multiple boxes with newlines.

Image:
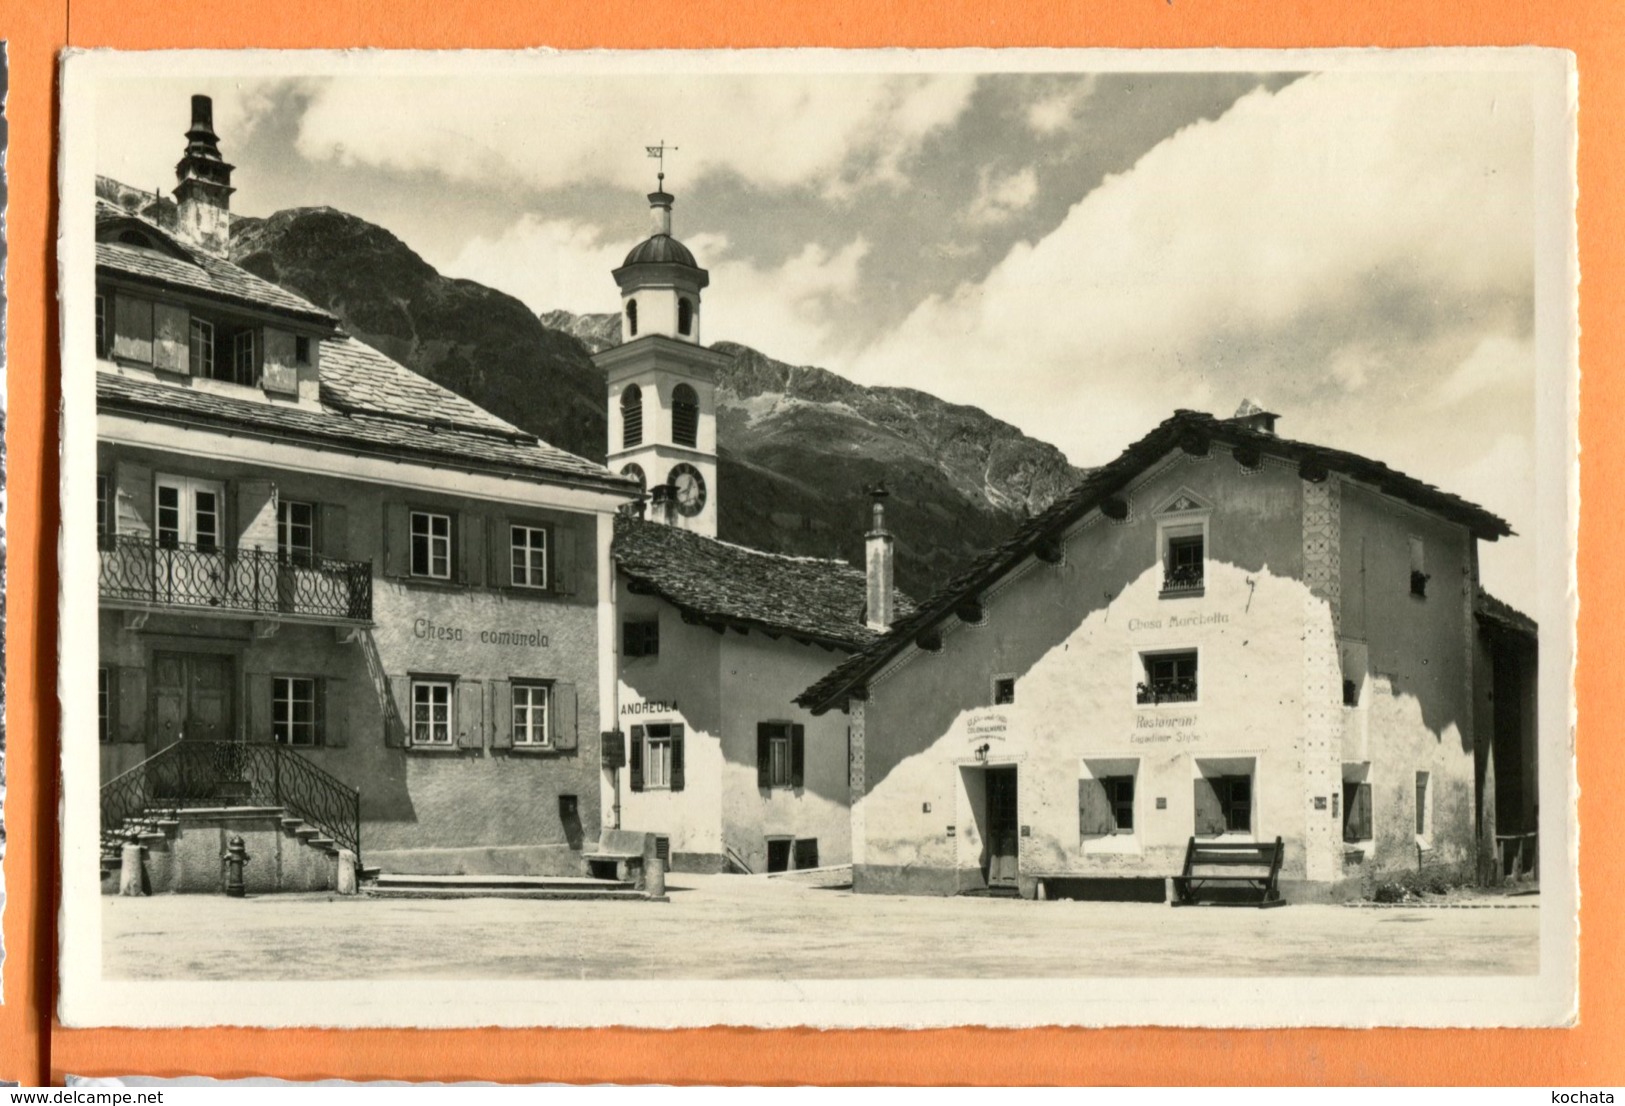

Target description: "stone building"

left=597, top=185, right=910, bottom=873
left=94, top=95, right=635, bottom=888
left=800, top=406, right=1538, bottom=901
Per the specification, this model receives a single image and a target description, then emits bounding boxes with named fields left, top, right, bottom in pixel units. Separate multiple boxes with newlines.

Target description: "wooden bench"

left=1171, top=836, right=1286, bottom=908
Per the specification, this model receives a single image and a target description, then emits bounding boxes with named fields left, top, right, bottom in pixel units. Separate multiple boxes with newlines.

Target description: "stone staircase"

left=364, top=872, right=645, bottom=901
left=101, top=805, right=351, bottom=895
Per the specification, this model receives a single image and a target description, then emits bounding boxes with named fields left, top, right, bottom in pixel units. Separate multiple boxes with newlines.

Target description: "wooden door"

left=151, top=651, right=235, bottom=743
left=985, top=767, right=1020, bottom=887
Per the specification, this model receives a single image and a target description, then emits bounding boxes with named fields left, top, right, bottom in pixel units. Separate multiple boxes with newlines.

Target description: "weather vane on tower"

left=645, top=140, right=678, bottom=190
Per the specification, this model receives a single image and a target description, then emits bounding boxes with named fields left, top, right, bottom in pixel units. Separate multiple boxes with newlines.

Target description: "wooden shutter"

left=629, top=724, right=645, bottom=791
left=112, top=294, right=154, bottom=364
left=318, top=678, right=345, bottom=747
left=790, top=724, right=806, bottom=788
left=490, top=680, right=514, bottom=750
left=487, top=515, right=510, bottom=588
left=553, top=520, right=577, bottom=597
left=757, top=723, right=772, bottom=788
left=153, top=302, right=190, bottom=373
left=1356, top=783, right=1373, bottom=840
left=238, top=479, right=278, bottom=552
left=670, top=723, right=686, bottom=792
left=383, top=503, right=409, bottom=577
left=1078, top=777, right=1114, bottom=837
left=459, top=513, right=485, bottom=587
left=112, top=460, right=154, bottom=538
left=384, top=675, right=411, bottom=747
left=1194, top=776, right=1227, bottom=836
left=115, top=665, right=146, bottom=743
left=456, top=681, right=485, bottom=750
left=249, top=676, right=274, bottom=743
left=320, top=503, right=349, bottom=560
left=553, top=682, right=578, bottom=751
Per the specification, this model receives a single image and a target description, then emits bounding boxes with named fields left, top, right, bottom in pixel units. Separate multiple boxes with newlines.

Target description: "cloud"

left=293, top=73, right=977, bottom=196
left=443, top=217, right=869, bottom=367
left=965, top=167, right=1040, bottom=226
left=1025, top=79, right=1099, bottom=134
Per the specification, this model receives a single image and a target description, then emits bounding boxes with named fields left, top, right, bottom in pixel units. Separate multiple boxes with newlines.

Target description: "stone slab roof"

left=1476, top=588, right=1539, bottom=640
left=97, top=201, right=335, bottom=324
left=613, top=515, right=914, bottom=651
left=799, top=408, right=1515, bottom=712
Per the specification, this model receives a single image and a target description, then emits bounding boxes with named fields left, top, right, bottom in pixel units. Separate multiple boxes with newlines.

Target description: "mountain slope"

left=172, top=202, right=1087, bottom=597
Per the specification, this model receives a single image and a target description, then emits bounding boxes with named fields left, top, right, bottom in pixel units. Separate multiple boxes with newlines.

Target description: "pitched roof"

left=1476, top=588, right=1539, bottom=640
left=612, top=516, right=913, bottom=650
left=98, top=339, right=631, bottom=492
left=798, top=409, right=1515, bottom=712
left=96, top=201, right=335, bottom=324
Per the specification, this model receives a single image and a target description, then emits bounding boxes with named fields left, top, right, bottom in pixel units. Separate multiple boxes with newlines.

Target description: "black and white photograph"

left=57, top=49, right=1576, bottom=1029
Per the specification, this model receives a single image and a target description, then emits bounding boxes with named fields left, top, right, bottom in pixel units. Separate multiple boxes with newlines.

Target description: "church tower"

left=595, top=164, right=731, bottom=538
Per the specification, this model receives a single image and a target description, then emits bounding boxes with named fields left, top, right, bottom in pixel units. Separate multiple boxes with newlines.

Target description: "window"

left=757, top=722, right=805, bottom=789
left=512, top=683, right=551, bottom=747
left=1080, top=766, right=1137, bottom=838
left=278, top=500, right=316, bottom=566
left=672, top=384, right=700, bottom=448
left=677, top=297, right=694, bottom=336
left=509, top=525, right=549, bottom=588
left=95, top=294, right=107, bottom=356
left=793, top=838, right=819, bottom=870
left=629, top=722, right=685, bottom=792
left=1343, top=770, right=1373, bottom=843
left=189, top=318, right=214, bottom=377
left=1164, top=533, right=1204, bottom=593
left=295, top=335, right=312, bottom=365
left=1415, top=770, right=1432, bottom=838
left=644, top=724, right=673, bottom=789
left=626, top=298, right=638, bottom=338
left=1409, top=536, right=1429, bottom=598
left=410, top=511, right=452, bottom=579
left=993, top=676, right=1016, bottom=705
left=98, top=668, right=111, bottom=743
left=621, top=385, right=643, bottom=449
left=411, top=680, right=454, bottom=746
left=232, top=328, right=258, bottom=386
left=1138, top=650, right=1197, bottom=704
left=155, top=475, right=223, bottom=552
left=1343, top=679, right=1360, bottom=707
left=272, top=676, right=321, bottom=746
left=623, top=618, right=660, bottom=658
left=1194, top=765, right=1254, bottom=836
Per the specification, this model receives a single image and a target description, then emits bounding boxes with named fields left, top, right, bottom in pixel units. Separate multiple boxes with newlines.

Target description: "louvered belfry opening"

left=621, top=384, right=644, bottom=448
left=672, top=383, right=699, bottom=447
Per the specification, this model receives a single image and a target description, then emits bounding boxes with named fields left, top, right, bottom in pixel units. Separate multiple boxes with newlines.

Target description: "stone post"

left=118, top=837, right=145, bottom=897
left=336, top=849, right=359, bottom=895
left=645, top=856, right=667, bottom=899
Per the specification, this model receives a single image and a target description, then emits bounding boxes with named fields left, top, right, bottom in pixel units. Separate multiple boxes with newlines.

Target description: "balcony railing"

left=99, top=535, right=372, bottom=622
left=1137, top=678, right=1198, bottom=705
left=101, top=739, right=361, bottom=868
left=1161, top=564, right=1205, bottom=595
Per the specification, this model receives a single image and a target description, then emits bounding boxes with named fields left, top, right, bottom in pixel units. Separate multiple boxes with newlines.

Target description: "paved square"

left=101, top=873, right=1539, bottom=981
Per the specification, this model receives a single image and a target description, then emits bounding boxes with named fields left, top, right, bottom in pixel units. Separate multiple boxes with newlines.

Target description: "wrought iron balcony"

left=1161, top=564, right=1205, bottom=595
left=99, top=535, right=372, bottom=622
left=1136, top=678, right=1198, bottom=705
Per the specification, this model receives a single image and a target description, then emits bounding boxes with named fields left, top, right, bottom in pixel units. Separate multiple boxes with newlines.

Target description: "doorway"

left=983, top=766, right=1020, bottom=888
left=151, top=651, right=236, bottom=744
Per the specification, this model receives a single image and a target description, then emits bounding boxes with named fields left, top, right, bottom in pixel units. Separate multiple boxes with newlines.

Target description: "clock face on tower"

left=668, top=463, right=708, bottom=517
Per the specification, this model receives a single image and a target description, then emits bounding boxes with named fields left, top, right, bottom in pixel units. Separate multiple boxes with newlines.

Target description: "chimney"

left=173, top=94, right=236, bottom=256
left=1232, top=398, right=1280, bottom=436
left=864, top=483, right=895, bottom=633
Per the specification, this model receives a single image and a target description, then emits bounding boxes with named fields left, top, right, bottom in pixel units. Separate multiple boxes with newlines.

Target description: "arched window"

left=626, top=298, right=639, bottom=338
left=672, top=383, right=700, bottom=448
left=621, top=384, right=644, bottom=449
left=677, top=298, right=694, bottom=336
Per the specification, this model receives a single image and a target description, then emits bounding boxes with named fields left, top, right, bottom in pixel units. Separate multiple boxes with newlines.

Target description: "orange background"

left=2, top=0, right=1620, bottom=1086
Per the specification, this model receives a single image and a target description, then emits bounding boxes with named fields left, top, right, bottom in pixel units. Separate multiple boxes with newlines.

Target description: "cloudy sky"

left=93, top=62, right=1545, bottom=608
